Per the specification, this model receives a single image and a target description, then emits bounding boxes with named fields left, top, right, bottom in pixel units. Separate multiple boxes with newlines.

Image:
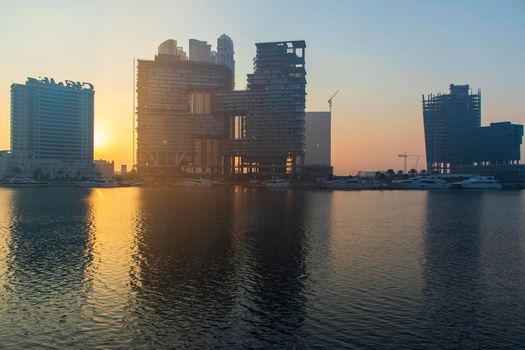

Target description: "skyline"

left=1, top=1, right=524, bottom=174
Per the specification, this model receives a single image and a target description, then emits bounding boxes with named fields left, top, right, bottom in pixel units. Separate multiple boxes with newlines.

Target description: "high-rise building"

left=158, top=39, right=178, bottom=55
left=217, top=34, right=235, bottom=84
left=422, top=84, right=481, bottom=173
left=11, top=77, right=94, bottom=162
left=136, top=40, right=233, bottom=175
left=189, top=39, right=212, bottom=63
left=304, top=112, right=331, bottom=166
left=158, top=39, right=187, bottom=60
left=137, top=38, right=306, bottom=177
left=218, top=41, right=307, bottom=175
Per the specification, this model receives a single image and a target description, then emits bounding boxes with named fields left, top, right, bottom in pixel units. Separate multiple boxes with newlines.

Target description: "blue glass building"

left=11, top=77, right=94, bottom=162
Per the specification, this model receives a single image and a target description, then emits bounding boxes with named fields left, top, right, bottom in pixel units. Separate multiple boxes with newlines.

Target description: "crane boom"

left=398, top=152, right=424, bottom=173
left=328, top=89, right=339, bottom=112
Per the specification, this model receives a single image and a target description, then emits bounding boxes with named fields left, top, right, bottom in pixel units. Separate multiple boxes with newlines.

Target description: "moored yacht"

left=0, top=177, right=49, bottom=187
left=450, top=176, right=503, bottom=190
left=172, top=178, right=214, bottom=187
left=75, top=178, right=119, bottom=188
left=392, top=176, right=448, bottom=189
left=261, top=178, right=290, bottom=189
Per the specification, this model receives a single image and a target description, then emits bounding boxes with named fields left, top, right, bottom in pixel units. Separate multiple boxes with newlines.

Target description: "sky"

left=1, top=0, right=524, bottom=175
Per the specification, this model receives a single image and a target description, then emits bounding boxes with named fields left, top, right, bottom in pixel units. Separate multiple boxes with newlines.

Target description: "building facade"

left=304, top=112, right=331, bottom=166
left=11, top=77, right=94, bottom=162
left=448, top=122, right=523, bottom=167
left=217, top=40, right=307, bottom=175
left=4, top=77, right=96, bottom=179
left=422, top=84, right=481, bottom=173
left=136, top=41, right=233, bottom=175
left=422, top=84, right=523, bottom=183
left=189, top=39, right=212, bottom=63
left=217, top=34, right=235, bottom=85
left=137, top=38, right=307, bottom=177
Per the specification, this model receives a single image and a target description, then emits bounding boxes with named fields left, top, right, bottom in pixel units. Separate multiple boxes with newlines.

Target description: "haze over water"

left=0, top=187, right=524, bottom=348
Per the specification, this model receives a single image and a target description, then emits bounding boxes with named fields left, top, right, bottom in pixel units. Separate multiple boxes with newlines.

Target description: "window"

left=232, top=115, right=246, bottom=140
left=190, top=91, right=211, bottom=114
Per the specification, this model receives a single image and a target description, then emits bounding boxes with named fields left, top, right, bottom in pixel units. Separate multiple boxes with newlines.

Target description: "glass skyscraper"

left=11, top=77, right=94, bottom=162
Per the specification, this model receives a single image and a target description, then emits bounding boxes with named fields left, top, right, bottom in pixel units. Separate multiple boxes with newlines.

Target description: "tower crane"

left=398, top=152, right=424, bottom=173
left=328, top=90, right=339, bottom=113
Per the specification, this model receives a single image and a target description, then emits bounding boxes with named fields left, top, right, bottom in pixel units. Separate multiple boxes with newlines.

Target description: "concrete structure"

left=305, top=112, right=331, bottom=166
left=217, top=40, right=307, bottom=175
left=120, top=164, right=127, bottom=175
left=189, top=39, right=212, bottom=63
left=422, top=84, right=481, bottom=173
left=4, top=77, right=96, bottom=179
left=136, top=40, right=233, bottom=176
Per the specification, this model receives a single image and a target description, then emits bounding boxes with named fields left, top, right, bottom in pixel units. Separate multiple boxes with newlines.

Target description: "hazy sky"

left=1, top=0, right=524, bottom=174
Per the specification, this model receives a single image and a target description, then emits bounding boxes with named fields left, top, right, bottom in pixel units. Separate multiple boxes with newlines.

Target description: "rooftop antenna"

left=328, top=89, right=339, bottom=113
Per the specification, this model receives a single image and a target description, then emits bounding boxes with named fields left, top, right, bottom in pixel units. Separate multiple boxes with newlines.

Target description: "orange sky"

left=1, top=1, right=523, bottom=175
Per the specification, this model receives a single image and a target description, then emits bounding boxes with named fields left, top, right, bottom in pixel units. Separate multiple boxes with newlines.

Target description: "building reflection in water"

left=422, top=191, right=525, bottom=348
left=0, top=187, right=334, bottom=348
left=126, top=188, right=315, bottom=348
left=0, top=188, right=94, bottom=348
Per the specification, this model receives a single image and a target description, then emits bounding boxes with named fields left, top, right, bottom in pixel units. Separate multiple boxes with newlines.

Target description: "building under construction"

left=136, top=38, right=307, bottom=177
left=217, top=41, right=307, bottom=175
left=136, top=39, right=233, bottom=175
left=422, top=84, right=523, bottom=181
left=422, top=84, right=481, bottom=174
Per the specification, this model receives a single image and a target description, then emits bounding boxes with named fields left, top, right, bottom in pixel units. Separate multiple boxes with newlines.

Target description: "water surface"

left=0, top=188, right=524, bottom=349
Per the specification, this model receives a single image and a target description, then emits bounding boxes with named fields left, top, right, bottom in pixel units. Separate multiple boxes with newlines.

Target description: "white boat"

left=75, top=178, right=119, bottom=188
left=261, top=178, right=290, bottom=189
left=392, top=176, right=448, bottom=189
left=173, top=178, right=214, bottom=187
left=0, top=177, right=49, bottom=187
left=450, top=176, right=503, bottom=190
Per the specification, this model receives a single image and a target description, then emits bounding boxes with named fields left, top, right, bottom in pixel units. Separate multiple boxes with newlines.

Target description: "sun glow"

left=94, top=129, right=107, bottom=150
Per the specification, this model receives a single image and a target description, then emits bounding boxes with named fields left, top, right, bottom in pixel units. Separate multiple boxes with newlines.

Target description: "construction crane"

left=328, top=89, right=339, bottom=113
left=398, top=152, right=424, bottom=173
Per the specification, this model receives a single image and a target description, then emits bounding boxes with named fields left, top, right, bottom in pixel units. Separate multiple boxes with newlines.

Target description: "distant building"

left=136, top=40, right=234, bottom=175
left=305, top=112, right=331, bottom=166
left=216, top=34, right=235, bottom=85
left=158, top=39, right=177, bottom=55
left=448, top=122, right=523, bottom=167
left=422, top=84, right=523, bottom=184
left=94, top=159, right=115, bottom=178
left=121, top=164, right=127, bottom=175
left=217, top=41, right=307, bottom=175
left=303, top=111, right=331, bottom=178
left=11, top=77, right=94, bottom=162
left=189, top=39, right=212, bottom=63
left=5, top=77, right=96, bottom=179
left=422, top=84, right=481, bottom=174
